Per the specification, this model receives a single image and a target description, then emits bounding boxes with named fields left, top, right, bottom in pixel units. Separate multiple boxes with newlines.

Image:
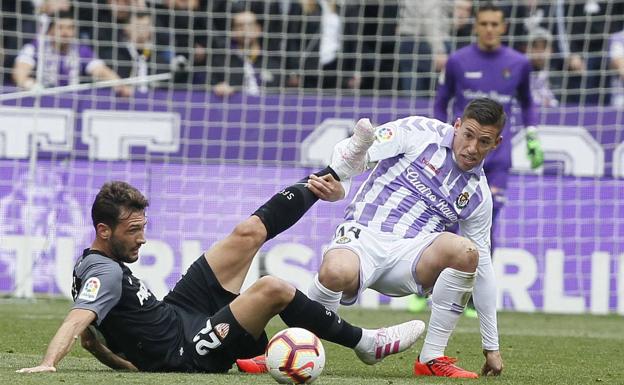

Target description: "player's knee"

left=318, top=253, right=358, bottom=292
left=453, top=238, right=479, bottom=272
left=231, top=216, right=267, bottom=249
left=255, top=276, right=294, bottom=308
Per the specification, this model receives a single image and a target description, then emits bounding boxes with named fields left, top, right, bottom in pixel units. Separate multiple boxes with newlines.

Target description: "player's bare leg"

left=413, top=232, right=479, bottom=378
left=203, top=216, right=267, bottom=294
left=205, top=167, right=343, bottom=294
left=308, top=248, right=360, bottom=312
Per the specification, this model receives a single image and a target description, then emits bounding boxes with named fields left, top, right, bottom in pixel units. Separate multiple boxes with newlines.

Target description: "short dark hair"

left=91, top=181, right=149, bottom=230
left=461, top=98, right=506, bottom=133
left=477, top=2, right=504, bottom=19
left=48, top=9, right=74, bottom=27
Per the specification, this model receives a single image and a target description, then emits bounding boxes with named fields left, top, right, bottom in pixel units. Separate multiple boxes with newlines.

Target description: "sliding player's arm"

left=80, top=327, right=138, bottom=371
left=16, top=309, right=96, bottom=373
left=459, top=190, right=503, bottom=376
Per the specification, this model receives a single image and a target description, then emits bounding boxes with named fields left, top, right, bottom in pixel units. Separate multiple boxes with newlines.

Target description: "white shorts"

left=324, top=221, right=442, bottom=305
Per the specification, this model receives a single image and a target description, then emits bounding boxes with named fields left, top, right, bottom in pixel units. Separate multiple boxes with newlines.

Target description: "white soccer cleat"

left=355, top=320, right=426, bottom=365
left=330, top=118, right=376, bottom=180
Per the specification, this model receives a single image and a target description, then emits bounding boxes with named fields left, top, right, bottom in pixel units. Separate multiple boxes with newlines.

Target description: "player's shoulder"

left=390, top=115, right=451, bottom=138
left=502, top=45, right=530, bottom=63
left=448, top=44, right=475, bottom=60
left=75, top=251, right=123, bottom=277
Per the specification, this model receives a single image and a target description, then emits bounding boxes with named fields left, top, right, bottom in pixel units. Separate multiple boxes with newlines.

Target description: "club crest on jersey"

left=455, top=192, right=470, bottom=209
left=335, top=236, right=351, bottom=244
left=375, top=126, right=394, bottom=142
left=214, top=323, right=230, bottom=340
left=79, top=277, right=100, bottom=301
left=502, top=68, right=511, bottom=79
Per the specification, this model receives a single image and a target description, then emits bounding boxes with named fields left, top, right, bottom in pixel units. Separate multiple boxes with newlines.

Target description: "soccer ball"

left=265, top=327, right=325, bottom=384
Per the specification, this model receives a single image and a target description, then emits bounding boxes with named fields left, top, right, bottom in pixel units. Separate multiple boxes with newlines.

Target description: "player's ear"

left=494, top=135, right=503, bottom=148
left=96, top=223, right=112, bottom=240
left=454, top=118, right=462, bottom=131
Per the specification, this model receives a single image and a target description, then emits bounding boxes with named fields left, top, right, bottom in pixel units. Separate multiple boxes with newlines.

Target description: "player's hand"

left=213, top=82, right=236, bottom=97
left=16, top=365, right=57, bottom=373
left=307, top=174, right=345, bottom=202
left=114, top=85, right=133, bottom=98
left=525, top=127, right=544, bottom=169
left=481, top=349, right=503, bottom=376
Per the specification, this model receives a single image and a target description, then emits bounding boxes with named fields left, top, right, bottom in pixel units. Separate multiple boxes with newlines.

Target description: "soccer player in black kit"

left=17, top=167, right=424, bottom=374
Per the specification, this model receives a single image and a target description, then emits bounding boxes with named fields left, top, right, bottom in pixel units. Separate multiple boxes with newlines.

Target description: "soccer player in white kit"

left=308, top=98, right=505, bottom=378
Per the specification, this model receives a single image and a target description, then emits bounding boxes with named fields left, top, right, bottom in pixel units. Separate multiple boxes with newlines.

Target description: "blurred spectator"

left=76, top=0, right=147, bottom=60
left=609, top=29, right=624, bottom=108
left=11, top=10, right=131, bottom=96
left=397, top=0, right=449, bottom=95
left=527, top=28, right=558, bottom=108
left=345, top=1, right=398, bottom=92
left=284, top=0, right=347, bottom=89
left=553, top=0, right=624, bottom=105
left=1, top=1, right=38, bottom=84
left=445, top=0, right=473, bottom=53
left=210, top=8, right=281, bottom=97
left=153, top=0, right=210, bottom=84
left=100, top=11, right=170, bottom=93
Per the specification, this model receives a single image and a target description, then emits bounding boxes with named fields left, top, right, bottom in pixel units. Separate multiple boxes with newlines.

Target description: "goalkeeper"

left=433, top=2, right=543, bottom=253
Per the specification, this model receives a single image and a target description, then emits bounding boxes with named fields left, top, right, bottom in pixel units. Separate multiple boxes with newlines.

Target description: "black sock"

left=253, top=166, right=339, bottom=240
left=279, top=290, right=362, bottom=349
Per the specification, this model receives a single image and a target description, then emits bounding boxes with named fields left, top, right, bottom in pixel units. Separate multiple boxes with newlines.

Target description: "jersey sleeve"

left=80, top=44, right=105, bottom=75
left=458, top=188, right=500, bottom=351
left=72, top=258, right=123, bottom=325
left=367, top=117, right=441, bottom=162
left=15, top=42, right=37, bottom=67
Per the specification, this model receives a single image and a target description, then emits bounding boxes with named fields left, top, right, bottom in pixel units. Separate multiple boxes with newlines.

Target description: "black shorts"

left=163, top=256, right=268, bottom=372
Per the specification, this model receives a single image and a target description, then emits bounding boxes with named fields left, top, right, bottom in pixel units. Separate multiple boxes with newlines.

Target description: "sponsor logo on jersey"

left=454, top=191, right=470, bottom=209
left=375, top=126, right=394, bottom=142
left=335, top=236, right=351, bottom=244
left=420, top=157, right=440, bottom=175
left=214, top=323, right=230, bottom=340
left=464, top=71, right=483, bottom=79
left=78, top=277, right=100, bottom=301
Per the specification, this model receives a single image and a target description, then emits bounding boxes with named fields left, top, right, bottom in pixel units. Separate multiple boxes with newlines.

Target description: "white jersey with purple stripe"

left=344, top=115, right=493, bottom=255
left=338, top=115, right=499, bottom=350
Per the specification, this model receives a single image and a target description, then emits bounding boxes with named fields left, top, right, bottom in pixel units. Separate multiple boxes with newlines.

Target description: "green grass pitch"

left=1, top=298, right=622, bottom=385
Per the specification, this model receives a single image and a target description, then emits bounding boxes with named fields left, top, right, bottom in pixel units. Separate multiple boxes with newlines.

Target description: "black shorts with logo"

left=163, top=256, right=268, bottom=372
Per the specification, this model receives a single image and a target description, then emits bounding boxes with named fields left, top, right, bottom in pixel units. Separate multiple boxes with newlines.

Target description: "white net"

left=0, top=0, right=623, bottom=314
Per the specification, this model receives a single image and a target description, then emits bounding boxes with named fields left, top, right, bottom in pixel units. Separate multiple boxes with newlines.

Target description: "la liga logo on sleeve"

left=79, top=277, right=101, bottom=301
left=375, top=126, right=394, bottom=142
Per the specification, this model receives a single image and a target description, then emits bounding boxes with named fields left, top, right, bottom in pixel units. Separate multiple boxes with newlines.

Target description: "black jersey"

left=72, top=249, right=185, bottom=371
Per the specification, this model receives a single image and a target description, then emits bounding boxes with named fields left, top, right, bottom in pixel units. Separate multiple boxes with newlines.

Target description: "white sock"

left=307, top=274, right=342, bottom=312
left=354, top=328, right=375, bottom=352
left=419, top=268, right=476, bottom=363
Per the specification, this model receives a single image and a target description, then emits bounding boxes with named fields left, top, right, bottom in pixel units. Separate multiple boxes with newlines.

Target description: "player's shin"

left=307, top=274, right=342, bottom=312
left=420, top=268, right=476, bottom=363
left=279, top=289, right=362, bottom=349
left=253, top=166, right=339, bottom=240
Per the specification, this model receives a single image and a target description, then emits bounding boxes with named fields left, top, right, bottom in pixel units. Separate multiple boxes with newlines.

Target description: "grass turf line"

left=1, top=298, right=622, bottom=384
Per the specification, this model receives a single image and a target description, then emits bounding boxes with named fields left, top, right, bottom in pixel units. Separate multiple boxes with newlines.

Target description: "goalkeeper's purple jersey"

left=434, top=43, right=537, bottom=188
left=345, top=116, right=493, bottom=259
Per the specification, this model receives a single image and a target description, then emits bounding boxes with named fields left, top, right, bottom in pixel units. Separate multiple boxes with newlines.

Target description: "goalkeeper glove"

left=525, top=126, right=544, bottom=169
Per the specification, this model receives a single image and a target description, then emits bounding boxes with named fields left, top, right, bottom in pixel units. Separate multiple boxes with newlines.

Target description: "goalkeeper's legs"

left=204, top=167, right=338, bottom=294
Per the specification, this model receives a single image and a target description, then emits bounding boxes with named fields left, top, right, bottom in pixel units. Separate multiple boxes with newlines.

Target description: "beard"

left=109, top=235, right=138, bottom=263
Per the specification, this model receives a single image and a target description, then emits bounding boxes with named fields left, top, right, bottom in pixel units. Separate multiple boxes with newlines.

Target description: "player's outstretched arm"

left=80, top=327, right=138, bottom=371
left=16, top=308, right=96, bottom=373
left=482, top=349, right=504, bottom=376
